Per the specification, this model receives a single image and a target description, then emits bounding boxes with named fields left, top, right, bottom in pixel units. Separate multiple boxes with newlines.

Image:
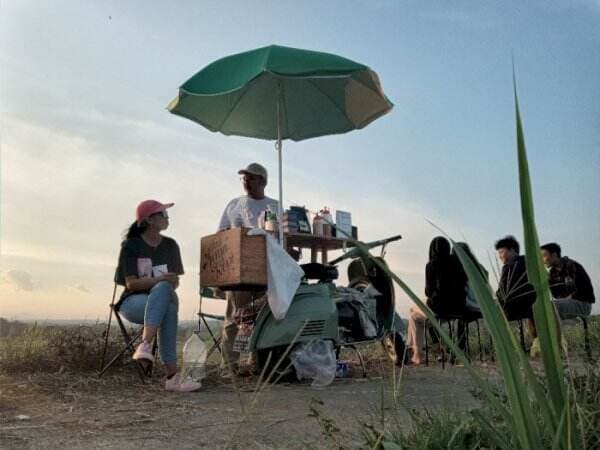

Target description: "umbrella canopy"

left=168, top=45, right=393, bottom=242
left=168, top=45, right=393, bottom=141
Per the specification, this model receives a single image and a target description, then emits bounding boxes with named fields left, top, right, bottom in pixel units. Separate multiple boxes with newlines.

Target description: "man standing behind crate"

left=218, top=163, right=279, bottom=376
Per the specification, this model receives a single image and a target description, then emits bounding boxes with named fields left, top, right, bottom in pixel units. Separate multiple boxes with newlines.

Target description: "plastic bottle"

left=182, top=333, right=207, bottom=382
left=313, top=213, right=324, bottom=236
left=265, top=205, right=279, bottom=232
left=319, top=207, right=333, bottom=237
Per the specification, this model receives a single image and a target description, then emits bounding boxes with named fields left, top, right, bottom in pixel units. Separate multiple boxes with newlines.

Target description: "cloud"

left=67, top=284, right=90, bottom=293
left=3, top=270, right=35, bottom=291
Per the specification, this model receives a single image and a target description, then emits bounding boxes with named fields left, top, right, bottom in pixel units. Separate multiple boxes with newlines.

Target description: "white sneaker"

left=165, top=373, right=202, bottom=392
left=132, top=341, right=154, bottom=363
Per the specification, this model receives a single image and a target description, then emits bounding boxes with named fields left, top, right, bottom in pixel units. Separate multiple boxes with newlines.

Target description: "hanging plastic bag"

left=182, top=333, right=208, bottom=382
left=247, top=228, right=304, bottom=320
left=291, top=340, right=336, bottom=387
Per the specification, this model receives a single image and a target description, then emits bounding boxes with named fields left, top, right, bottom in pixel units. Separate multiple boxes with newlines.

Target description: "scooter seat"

left=300, top=263, right=338, bottom=282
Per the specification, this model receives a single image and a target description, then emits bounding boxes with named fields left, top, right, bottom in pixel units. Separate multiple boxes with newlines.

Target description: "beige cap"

left=238, top=162, right=267, bottom=183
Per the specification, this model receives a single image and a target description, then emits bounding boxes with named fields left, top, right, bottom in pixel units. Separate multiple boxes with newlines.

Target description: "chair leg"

left=448, top=320, right=455, bottom=366
left=519, top=319, right=526, bottom=352
left=424, top=319, right=429, bottom=367
left=99, top=331, right=142, bottom=378
left=144, top=339, right=158, bottom=377
left=99, top=304, right=115, bottom=371
left=441, top=321, right=448, bottom=369
left=465, top=321, right=470, bottom=359
left=455, top=319, right=468, bottom=362
left=581, top=317, right=592, bottom=362
left=201, top=314, right=222, bottom=354
left=114, top=314, right=147, bottom=382
left=99, top=285, right=118, bottom=371
left=476, top=320, right=483, bottom=362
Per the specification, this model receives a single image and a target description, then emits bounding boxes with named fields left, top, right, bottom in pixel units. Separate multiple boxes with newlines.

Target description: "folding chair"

left=98, top=283, right=156, bottom=382
left=424, top=312, right=483, bottom=369
left=198, top=288, right=225, bottom=359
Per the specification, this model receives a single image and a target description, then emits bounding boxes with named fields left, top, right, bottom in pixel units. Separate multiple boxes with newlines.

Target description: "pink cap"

left=136, top=200, right=174, bottom=225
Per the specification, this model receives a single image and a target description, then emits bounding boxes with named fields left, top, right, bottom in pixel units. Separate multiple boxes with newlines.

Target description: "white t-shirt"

left=218, top=196, right=280, bottom=230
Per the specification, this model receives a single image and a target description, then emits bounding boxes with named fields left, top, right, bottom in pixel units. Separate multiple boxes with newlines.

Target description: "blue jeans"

left=119, top=281, right=179, bottom=364
left=553, top=298, right=592, bottom=320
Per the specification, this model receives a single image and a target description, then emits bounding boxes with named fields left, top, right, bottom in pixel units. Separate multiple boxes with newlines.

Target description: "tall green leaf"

left=513, top=73, right=567, bottom=425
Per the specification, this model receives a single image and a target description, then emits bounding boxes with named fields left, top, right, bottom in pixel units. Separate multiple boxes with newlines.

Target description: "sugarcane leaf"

left=513, top=71, right=569, bottom=440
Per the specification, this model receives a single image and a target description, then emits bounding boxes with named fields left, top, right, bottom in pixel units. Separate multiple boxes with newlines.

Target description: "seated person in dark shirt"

left=115, top=199, right=200, bottom=392
left=541, top=242, right=595, bottom=319
left=495, top=236, right=538, bottom=342
left=406, top=236, right=467, bottom=365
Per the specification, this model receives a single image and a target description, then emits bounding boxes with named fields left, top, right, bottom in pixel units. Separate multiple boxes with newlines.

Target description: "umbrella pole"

left=276, top=82, right=284, bottom=245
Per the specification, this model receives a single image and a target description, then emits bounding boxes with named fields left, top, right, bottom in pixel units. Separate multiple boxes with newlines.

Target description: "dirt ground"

left=0, top=359, right=488, bottom=450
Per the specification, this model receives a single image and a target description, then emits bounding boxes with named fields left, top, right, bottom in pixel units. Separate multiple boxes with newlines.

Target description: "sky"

left=1, top=0, right=599, bottom=322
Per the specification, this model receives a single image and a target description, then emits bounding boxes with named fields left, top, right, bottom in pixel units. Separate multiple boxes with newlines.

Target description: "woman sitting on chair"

left=115, top=199, right=201, bottom=392
left=406, top=236, right=467, bottom=365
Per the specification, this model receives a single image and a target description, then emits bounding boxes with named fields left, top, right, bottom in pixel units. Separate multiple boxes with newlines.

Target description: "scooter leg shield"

left=249, top=283, right=338, bottom=352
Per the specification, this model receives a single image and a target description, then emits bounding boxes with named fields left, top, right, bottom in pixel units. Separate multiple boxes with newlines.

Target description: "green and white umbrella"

left=168, top=44, right=393, bottom=242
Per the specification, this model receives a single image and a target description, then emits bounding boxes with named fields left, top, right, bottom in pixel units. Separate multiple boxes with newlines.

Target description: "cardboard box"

left=200, top=228, right=267, bottom=290
left=335, top=210, right=352, bottom=239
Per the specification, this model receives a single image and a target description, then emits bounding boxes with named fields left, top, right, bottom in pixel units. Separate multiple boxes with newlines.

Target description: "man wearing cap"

left=218, top=163, right=278, bottom=376
left=218, top=162, right=279, bottom=231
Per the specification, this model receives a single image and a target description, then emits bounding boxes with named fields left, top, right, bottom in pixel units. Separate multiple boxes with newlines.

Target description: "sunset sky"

left=1, top=0, right=599, bottom=322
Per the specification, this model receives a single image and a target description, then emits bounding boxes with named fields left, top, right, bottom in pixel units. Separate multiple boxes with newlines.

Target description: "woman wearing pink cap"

left=114, top=200, right=201, bottom=392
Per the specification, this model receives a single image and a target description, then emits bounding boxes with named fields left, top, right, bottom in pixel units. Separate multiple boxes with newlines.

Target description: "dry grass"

left=0, top=321, right=120, bottom=374
left=1, top=317, right=598, bottom=376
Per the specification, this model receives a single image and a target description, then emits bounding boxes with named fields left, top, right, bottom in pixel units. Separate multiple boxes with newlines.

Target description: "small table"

left=284, top=232, right=351, bottom=264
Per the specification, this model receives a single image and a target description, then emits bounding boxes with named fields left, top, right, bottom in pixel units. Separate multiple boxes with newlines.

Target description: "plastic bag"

left=247, top=228, right=304, bottom=320
left=333, top=286, right=378, bottom=339
left=291, top=340, right=336, bottom=387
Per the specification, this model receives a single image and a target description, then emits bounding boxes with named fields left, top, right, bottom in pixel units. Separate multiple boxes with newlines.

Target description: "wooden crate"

left=200, top=228, right=267, bottom=290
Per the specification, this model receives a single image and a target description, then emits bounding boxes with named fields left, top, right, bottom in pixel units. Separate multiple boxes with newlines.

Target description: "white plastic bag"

left=247, top=228, right=304, bottom=320
left=291, top=340, right=336, bottom=388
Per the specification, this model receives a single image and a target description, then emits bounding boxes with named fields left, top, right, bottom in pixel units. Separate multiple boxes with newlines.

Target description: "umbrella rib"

left=305, top=78, right=353, bottom=127
left=215, top=75, right=262, bottom=132
left=350, top=70, right=390, bottom=99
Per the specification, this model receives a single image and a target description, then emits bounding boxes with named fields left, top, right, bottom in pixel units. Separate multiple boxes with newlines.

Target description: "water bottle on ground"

left=182, top=333, right=207, bottom=382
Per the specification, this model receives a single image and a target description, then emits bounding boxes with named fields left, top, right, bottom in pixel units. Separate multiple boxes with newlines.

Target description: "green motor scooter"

left=247, top=234, right=404, bottom=377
